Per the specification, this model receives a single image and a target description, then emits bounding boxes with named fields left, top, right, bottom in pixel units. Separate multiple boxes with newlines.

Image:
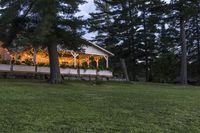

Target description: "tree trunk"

left=196, top=5, right=200, bottom=76
left=180, top=17, right=187, bottom=85
left=144, top=19, right=149, bottom=82
left=120, top=58, right=129, bottom=81
left=143, top=4, right=149, bottom=82
left=128, top=1, right=136, bottom=81
left=48, top=43, right=62, bottom=84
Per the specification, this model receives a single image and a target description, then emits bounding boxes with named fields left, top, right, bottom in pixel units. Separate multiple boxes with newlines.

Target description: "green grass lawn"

left=0, top=79, right=200, bottom=133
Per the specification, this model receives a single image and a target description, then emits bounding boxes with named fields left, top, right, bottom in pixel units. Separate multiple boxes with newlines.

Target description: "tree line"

left=0, top=0, right=199, bottom=84
left=89, top=0, right=200, bottom=84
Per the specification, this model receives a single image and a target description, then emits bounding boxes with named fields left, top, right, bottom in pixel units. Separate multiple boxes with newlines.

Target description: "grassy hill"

left=0, top=79, right=200, bottom=133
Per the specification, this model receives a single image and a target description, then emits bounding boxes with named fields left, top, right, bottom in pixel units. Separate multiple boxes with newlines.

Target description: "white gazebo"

left=0, top=40, right=114, bottom=78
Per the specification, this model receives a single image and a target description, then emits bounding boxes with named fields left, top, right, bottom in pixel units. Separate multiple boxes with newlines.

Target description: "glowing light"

left=0, top=47, right=106, bottom=68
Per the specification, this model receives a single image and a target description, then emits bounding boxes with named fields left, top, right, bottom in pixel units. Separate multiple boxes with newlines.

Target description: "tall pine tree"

left=0, top=0, right=86, bottom=83
left=169, top=0, right=198, bottom=84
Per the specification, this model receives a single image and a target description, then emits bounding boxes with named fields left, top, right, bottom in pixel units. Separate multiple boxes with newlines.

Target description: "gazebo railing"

left=0, top=64, right=113, bottom=77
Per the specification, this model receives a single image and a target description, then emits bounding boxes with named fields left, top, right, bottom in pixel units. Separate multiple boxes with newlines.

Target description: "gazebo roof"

left=0, top=39, right=114, bottom=57
left=86, top=41, right=114, bottom=56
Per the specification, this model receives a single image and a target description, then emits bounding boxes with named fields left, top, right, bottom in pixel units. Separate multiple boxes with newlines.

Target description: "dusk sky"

left=78, top=0, right=170, bottom=39
left=77, top=0, right=95, bottom=19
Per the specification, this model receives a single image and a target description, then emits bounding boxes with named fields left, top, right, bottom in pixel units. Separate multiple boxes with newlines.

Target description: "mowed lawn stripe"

left=0, top=79, right=200, bottom=133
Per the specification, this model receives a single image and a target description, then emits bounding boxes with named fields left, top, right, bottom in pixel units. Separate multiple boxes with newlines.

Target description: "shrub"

left=24, top=59, right=34, bottom=66
left=60, top=64, right=68, bottom=68
left=81, top=62, right=88, bottom=69
left=1, top=60, right=10, bottom=64
left=37, top=63, right=46, bottom=66
left=15, top=61, right=21, bottom=65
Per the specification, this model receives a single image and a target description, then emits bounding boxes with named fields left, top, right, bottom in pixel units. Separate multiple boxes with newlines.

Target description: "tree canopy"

left=89, top=0, right=200, bottom=84
left=0, top=0, right=86, bottom=83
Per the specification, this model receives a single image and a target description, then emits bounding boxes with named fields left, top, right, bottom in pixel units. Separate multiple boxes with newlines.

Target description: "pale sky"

left=77, top=0, right=96, bottom=19
left=76, top=0, right=96, bottom=39
left=78, top=0, right=170, bottom=39
left=77, top=0, right=170, bottom=18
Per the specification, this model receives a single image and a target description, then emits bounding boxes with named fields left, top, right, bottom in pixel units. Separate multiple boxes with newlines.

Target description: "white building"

left=0, top=41, right=114, bottom=78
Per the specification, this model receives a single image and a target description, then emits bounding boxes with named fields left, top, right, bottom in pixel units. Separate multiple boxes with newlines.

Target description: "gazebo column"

left=2, top=49, right=5, bottom=60
left=15, top=52, right=19, bottom=63
left=86, top=56, right=90, bottom=67
left=33, top=48, right=37, bottom=65
left=95, top=59, right=99, bottom=68
left=104, top=55, right=109, bottom=68
left=70, top=51, right=79, bottom=67
left=94, top=57, right=101, bottom=68
left=33, top=48, right=37, bottom=72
